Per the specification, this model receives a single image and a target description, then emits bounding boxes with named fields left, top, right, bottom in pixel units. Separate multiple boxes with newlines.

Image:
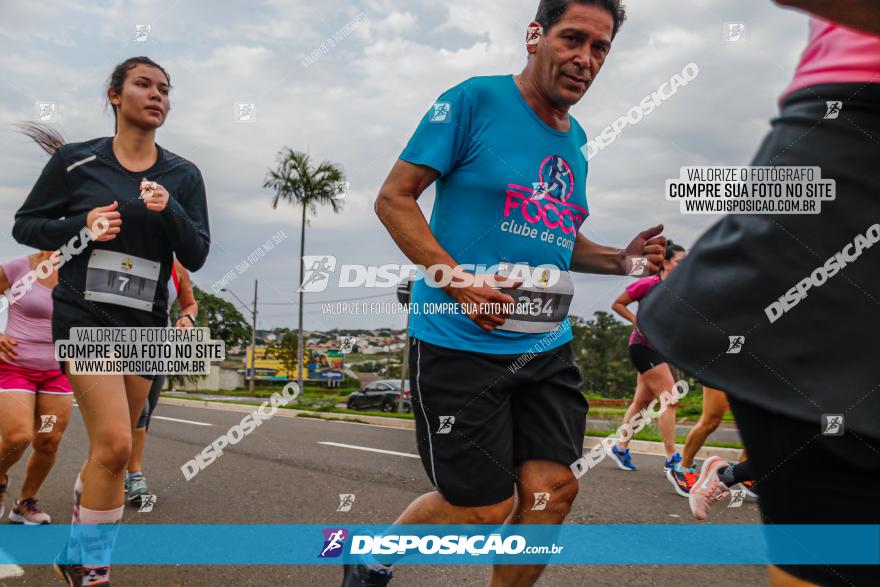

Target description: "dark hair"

left=535, top=0, right=627, bottom=38
left=107, top=56, right=171, bottom=130
left=665, top=240, right=686, bottom=261
left=16, top=122, right=65, bottom=155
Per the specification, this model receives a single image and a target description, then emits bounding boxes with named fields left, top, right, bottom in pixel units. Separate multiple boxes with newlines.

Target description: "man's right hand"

left=449, top=275, right=521, bottom=332
left=86, top=201, right=122, bottom=242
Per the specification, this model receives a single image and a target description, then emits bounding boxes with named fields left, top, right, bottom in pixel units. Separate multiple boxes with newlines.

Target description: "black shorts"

left=628, top=344, right=666, bottom=374
left=409, top=338, right=588, bottom=507
left=53, top=301, right=162, bottom=381
left=730, top=397, right=880, bottom=586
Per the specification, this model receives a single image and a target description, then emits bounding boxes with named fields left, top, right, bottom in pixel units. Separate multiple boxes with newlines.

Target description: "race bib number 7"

left=84, top=250, right=160, bottom=312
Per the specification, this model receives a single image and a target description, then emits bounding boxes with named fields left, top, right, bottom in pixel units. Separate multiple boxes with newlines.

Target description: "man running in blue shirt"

left=344, top=2, right=665, bottom=585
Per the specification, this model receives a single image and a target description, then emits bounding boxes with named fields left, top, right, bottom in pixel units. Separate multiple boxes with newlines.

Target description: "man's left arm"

left=570, top=225, right=667, bottom=275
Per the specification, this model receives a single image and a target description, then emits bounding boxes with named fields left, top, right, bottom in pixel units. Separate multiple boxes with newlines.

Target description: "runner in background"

left=13, top=55, right=209, bottom=587
left=608, top=241, right=685, bottom=472
left=667, top=386, right=757, bottom=498
left=125, top=258, right=197, bottom=506
left=688, top=456, right=757, bottom=521
left=0, top=251, right=73, bottom=525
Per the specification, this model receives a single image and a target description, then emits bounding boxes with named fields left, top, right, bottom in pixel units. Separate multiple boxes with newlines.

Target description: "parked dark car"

left=347, top=380, right=411, bottom=413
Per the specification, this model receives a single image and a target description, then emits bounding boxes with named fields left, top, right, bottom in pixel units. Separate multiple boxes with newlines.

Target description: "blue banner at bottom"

left=0, top=525, right=877, bottom=565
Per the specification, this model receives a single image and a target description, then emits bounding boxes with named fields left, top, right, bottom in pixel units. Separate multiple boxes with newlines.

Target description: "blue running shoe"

left=664, top=452, right=682, bottom=472
left=609, top=444, right=637, bottom=471
left=126, top=473, right=150, bottom=506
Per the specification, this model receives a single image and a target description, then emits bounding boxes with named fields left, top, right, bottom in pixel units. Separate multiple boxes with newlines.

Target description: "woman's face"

left=110, top=64, right=171, bottom=130
left=663, top=250, right=686, bottom=274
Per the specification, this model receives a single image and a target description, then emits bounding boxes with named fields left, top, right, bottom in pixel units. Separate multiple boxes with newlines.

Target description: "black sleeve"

left=12, top=151, right=90, bottom=250
left=160, top=167, right=210, bottom=272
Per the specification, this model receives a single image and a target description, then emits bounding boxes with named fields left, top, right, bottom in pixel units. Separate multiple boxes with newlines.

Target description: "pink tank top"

left=782, top=18, right=880, bottom=101
left=2, top=256, right=57, bottom=371
left=626, top=274, right=662, bottom=348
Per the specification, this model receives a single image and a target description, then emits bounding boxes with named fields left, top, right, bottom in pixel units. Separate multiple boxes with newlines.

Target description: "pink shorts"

left=0, top=363, right=73, bottom=394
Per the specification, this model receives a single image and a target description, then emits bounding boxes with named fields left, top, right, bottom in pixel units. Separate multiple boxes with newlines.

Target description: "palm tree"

left=264, top=148, right=346, bottom=392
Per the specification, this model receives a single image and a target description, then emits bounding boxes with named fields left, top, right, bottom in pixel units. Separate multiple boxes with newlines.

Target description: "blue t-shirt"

left=400, top=75, right=589, bottom=355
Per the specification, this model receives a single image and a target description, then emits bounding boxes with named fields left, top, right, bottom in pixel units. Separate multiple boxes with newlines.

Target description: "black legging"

left=135, top=375, right=165, bottom=431
left=719, top=460, right=754, bottom=486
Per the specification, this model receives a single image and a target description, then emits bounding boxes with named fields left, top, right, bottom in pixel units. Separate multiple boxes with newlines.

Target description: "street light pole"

left=221, top=284, right=258, bottom=394
left=250, top=280, right=258, bottom=394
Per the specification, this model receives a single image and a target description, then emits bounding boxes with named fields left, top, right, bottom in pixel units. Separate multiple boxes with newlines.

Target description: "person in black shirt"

left=13, top=56, right=209, bottom=587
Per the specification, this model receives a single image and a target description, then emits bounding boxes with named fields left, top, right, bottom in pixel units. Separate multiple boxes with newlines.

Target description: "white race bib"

left=495, top=263, right=574, bottom=334
left=84, top=250, right=161, bottom=312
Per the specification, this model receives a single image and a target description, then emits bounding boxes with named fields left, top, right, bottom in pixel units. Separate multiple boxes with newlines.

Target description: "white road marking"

left=72, top=405, right=212, bottom=427
left=0, top=563, right=24, bottom=579
left=318, top=441, right=419, bottom=459
left=152, top=415, right=213, bottom=426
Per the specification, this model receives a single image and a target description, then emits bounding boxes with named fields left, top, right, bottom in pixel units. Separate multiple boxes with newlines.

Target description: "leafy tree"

left=188, top=287, right=250, bottom=349
left=165, top=288, right=249, bottom=388
left=263, top=328, right=299, bottom=379
left=569, top=312, right=637, bottom=398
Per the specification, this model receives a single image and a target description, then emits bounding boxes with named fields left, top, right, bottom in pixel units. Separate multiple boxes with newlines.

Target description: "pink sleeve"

left=625, top=276, right=657, bottom=302
left=1, top=256, right=29, bottom=287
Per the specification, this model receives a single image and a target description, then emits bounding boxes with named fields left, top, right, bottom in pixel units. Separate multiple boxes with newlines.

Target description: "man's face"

left=529, top=3, right=614, bottom=107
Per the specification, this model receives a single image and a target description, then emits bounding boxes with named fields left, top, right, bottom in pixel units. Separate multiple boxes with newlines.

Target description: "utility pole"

left=297, top=222, right=305, bottom=395
left=250, top=280, right=258, bottom=394
left=222, top=283, right=258, bottom=394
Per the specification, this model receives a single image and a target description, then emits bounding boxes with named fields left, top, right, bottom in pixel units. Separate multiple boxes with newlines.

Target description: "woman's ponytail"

left=15, top=122, right=65, bottom=155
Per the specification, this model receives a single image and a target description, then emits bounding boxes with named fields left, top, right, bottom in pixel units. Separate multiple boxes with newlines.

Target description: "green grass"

left=345, top=352, right=396, bottom=363
left=587, top=407, right=626, bottom=416
left=186, top=397, right=416, bottom=420
left=585, top=428, right=742, bottom=449
left=585, top=390, right=736, bottom=423
left=177, top=385, right=358, bottom=398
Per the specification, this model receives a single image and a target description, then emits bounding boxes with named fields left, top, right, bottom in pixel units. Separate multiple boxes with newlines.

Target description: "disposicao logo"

left=319, top=528, right=348, bottom=558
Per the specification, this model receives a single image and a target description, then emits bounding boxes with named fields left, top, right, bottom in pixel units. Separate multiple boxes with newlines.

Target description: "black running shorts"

left=409, top=338, right=588, bottom=507
left=730, top=397, right=880, bottom=586
left=628, top=343, right=666, bottom=374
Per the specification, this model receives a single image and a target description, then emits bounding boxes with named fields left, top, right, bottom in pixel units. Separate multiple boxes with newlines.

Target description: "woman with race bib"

left=13, top=56, right=210, bottom=586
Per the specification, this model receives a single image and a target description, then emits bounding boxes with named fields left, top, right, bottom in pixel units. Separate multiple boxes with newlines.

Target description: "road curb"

left=158, top=397, right=415, bottom=430
left=159, top=397, right=743, bottom=459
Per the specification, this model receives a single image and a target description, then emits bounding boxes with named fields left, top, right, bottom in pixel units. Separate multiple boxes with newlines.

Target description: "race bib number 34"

left=84, top=250, right=160, bottom=312
left=494, top=264, right=574, bottom=334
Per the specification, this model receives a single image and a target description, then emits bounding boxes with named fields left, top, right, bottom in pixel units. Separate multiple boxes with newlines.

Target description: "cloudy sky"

left=0, top=0, right=811, bottom=332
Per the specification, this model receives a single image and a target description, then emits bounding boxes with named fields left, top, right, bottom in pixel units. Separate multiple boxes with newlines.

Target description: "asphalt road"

left=0, top=402, right=764, bottom=586
left=165, top=392, right=744, bottom=445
